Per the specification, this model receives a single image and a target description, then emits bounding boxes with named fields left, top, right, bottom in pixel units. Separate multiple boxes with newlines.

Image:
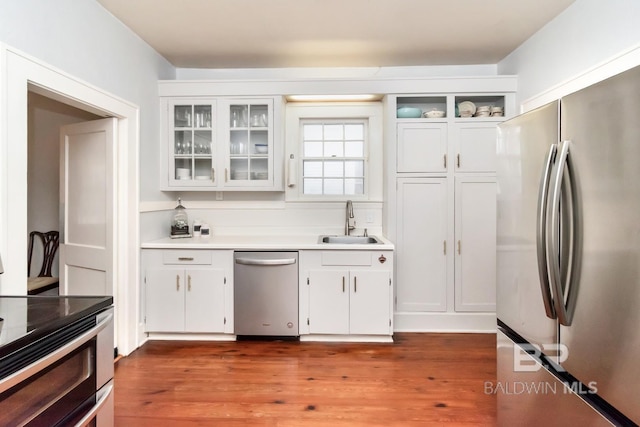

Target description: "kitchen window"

left=301, top=120, right=366, bottom=196
left=285, top=102, right=383, bottom=201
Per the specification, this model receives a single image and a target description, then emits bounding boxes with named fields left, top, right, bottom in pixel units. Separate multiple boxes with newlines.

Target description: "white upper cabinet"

left=397, top=123, right=448, bottom=174
left=452, top=123, right=498, bottom=173
left=161, top=96, right=283, bottom=191
left=220, top=98, right=274, bottom=188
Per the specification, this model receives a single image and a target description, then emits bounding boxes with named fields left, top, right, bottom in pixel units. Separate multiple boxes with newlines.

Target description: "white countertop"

left=141, top=234, right=394, bottom=251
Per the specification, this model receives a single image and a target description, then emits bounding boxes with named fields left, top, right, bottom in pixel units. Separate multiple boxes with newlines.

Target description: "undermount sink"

left=318, top=235, right=382, bottom=244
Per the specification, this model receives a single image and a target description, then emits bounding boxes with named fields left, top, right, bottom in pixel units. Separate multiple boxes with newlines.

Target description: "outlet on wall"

left=366, top=211, right=374, bottom=223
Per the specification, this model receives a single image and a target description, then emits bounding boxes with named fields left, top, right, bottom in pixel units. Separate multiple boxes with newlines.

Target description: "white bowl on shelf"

left=424, top=109, right=445, bottom=119
left=255, top=144, right=268, bottom=154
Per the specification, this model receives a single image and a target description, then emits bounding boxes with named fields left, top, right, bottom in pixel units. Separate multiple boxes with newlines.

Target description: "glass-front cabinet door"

left=221, top=99, right=273, bottom=188
left=168, top=99, right=216, bottom=188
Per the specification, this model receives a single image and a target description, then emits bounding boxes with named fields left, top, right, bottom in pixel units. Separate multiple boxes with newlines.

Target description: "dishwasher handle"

left=235, top=257, right=297, bottom=266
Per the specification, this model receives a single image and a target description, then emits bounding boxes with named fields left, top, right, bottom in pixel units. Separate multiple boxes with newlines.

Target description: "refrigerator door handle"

left=548, top=140, right=580, bottom=326
left=536, top=143, right=557, bottom=319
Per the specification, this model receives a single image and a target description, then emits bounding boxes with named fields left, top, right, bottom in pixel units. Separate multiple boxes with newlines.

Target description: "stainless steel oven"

left=0, top=297, right=114, bottom=426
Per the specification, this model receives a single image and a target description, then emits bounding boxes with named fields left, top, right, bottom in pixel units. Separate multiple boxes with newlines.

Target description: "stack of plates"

left=458, top=101, right=476, bottom=118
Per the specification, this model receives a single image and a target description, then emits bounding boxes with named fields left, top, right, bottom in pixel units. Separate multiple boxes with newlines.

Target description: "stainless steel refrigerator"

left=496, top=65, right=640, bottom=426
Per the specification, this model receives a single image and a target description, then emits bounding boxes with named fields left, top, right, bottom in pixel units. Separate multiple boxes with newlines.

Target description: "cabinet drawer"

left=162, top=250, right=212, bottom=265
left=321, top=251, right=372, bottom=266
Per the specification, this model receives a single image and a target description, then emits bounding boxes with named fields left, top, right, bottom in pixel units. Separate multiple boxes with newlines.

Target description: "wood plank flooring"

left=114, top=333, right=496, bottom=426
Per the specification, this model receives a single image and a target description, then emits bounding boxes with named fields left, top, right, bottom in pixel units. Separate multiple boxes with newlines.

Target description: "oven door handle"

left=74, top=381, right=114, bottom=427
left=0, top=311, right=114, bottom=393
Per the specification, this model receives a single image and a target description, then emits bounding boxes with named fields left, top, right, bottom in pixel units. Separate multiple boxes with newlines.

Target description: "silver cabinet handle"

left=354, top=276, right=357, bottom=293
left=176, top=275, right=180, bottom=291
left=443, top=240, right=446, bottom=255
left=235, top=258, right=297, bottom=266
left=443, top=154, right=447, bottom=169
left=456, top=153, right=460, bottom=168
left=178, top=257, right=194, bottom=261
left=225, top=168, right=228, bottom=182
left=342, top=276, right=345, bottom=293
left=536, top=144, right=557, bottom=319
left=548, top=140, right=580, bottom=326
left=0, top=312, right=113, bottom=394
left=74, top=382, right=114, bottom=427
left=211, top=167, right=215, bottom=183
left=188, top=274, right=192, bottom=291
left=457, top=240, right=461, bottom=255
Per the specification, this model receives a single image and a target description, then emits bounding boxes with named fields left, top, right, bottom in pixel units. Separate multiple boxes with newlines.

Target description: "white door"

left=396, top=123, right=448, bottom=173
left=396, top=177, right=449, bottom=312
left=349, top=270, right=390, bottom=335
left=452, top=123, right=498, bottom=173
left=454, top=176, right=497, bottom=312
left=59, top=118, right=116, bottom=296
left=308, top=269, right=350, bottom=334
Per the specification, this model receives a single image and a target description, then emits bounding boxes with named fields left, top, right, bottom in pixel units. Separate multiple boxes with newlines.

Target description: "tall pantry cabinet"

left=390, top=93, right=514, bottom=331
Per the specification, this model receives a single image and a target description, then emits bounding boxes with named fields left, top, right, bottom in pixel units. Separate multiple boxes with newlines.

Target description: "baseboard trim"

left=394, top=312, right=497, bottom=333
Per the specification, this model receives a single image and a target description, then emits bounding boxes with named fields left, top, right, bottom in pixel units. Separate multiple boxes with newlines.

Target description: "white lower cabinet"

left=395, top=176, right=497, bottom=314
left=143, top=249, right=233, bottom=334
left=454, top=176, right=497, bottom=312
left=300, top=251, right=394, bottom=338
left=396, top=177, right=448, bottom=312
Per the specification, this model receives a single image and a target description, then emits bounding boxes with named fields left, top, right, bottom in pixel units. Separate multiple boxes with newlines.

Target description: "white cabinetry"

left=160, top=96, right=283, bottom=191
left=396, top=178, right=448, bottom=312
left=143, top=249, right=234, bottom=334
left=397, top=123, right=448, bottom=174
left=299, top=251, right=394, bottom=340
left=392, top=93, right=510, bottom=330
left=452, top=123, right=498, bottom=173
left=454, top=176, right=497, bottom=312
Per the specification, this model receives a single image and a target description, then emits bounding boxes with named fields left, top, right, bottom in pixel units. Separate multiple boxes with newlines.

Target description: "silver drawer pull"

left=178, top=257, right=194, bottom=261
left=235, top=258, right=297, bottom=266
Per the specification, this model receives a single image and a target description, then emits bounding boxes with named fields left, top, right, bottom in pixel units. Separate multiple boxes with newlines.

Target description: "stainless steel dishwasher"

left=234, top=251, right=299, bottom=337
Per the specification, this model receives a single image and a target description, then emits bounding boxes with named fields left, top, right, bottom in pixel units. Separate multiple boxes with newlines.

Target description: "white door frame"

left=0, top=44, right=140, bottom=356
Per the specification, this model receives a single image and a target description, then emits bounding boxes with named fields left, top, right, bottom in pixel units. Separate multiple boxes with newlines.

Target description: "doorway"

left=2, top=46, right=141, bottom=355
left=27, top=92, right=102, bottom=294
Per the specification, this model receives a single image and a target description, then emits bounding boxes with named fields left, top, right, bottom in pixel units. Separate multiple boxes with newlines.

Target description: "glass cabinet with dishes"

left=161, top=96, right=282, bottom=191
left=221, top=99, right=273, bottom=188
left=168, top=100, right=216, bottom=187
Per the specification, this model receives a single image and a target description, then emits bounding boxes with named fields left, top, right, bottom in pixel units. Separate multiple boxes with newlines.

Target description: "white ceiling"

left=97, top=0, right=575, bottom=69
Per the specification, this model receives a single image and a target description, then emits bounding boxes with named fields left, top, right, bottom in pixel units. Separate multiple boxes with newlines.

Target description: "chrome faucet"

left=345, top=200, right=355, bottom=235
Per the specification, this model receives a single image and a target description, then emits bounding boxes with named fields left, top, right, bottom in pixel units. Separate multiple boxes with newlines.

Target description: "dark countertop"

left=0, top=295, right=113, bottom=360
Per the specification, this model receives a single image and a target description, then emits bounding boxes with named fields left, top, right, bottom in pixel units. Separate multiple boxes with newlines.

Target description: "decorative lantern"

left=170, top=198, right=191, bottom=238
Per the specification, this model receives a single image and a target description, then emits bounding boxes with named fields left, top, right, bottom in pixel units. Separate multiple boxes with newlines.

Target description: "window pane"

left=324, top=179, right=344, bottom=195
left=304, top=178, right=323, bottom=194
left=324, top=141, right=343, bottom=157
left=344, top=160, right=364, bottom=177
left=304, top=141, right=323, bottom=157
left=344, top=141, right=363, bottom=157
left=303, top=161, right=323, bottom=177
left=324, top=161, right=344, bottom=177
left=344, top=124, right=364, bottom=140
left=345, top=178, right=364, bottom=195
left=303, top=124, right=323, bottom=140
left=324, top=124, right=343, bottom=140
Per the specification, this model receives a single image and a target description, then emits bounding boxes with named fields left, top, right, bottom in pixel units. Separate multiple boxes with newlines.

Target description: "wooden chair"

left=27, top=230, right=60, bottom=295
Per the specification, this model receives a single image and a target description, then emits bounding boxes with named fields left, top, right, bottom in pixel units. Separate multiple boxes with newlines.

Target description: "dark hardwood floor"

left=114, top=333, right=496, bottom=426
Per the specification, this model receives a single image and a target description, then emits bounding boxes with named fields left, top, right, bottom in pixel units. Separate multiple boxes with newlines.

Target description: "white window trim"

left=285, top=102, right=384, bottom=202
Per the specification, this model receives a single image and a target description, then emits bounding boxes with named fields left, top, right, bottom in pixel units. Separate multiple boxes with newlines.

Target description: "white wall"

left=498, top=0, right=640, bottom=106
left=0, top=0, right=176, bottom=202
